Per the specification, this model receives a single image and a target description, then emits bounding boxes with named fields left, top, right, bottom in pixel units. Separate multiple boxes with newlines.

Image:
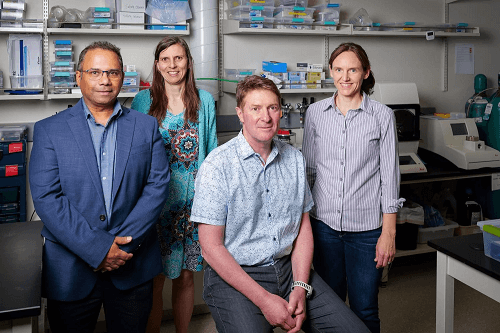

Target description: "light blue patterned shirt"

left=191, top=131, right=313, bottom=267
left=82, top=99, right=122, bottom=218
left=302, top=92, right=404, bottom=232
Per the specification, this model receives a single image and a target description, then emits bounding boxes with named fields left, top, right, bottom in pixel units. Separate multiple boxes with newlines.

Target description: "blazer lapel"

left=113, top=109, right=135, bottom=201
left=66, top=101, right=106, bottom=207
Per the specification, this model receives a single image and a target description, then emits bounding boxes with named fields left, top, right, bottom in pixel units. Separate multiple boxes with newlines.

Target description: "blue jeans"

left=203, top=255, right=370, bottom=333
left=47, top=274, right=153, bottom=333
left=311, top=217, right=383, bottom=333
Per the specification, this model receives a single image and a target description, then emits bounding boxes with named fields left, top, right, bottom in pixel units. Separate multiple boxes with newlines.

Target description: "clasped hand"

left=260, top=289, right=307, bottom=332
left=96, top=236, right=133, bottom=272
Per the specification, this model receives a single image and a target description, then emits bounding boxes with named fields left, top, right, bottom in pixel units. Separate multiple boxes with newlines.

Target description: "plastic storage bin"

left=230, top=5, right=275, bottom=19
left=50, top=61, right=76, bottom=72
left=227, top=0, right=274, bottom=8
left=224, top=68, right=255, bottom=81
left=121, top=71, right=140, bottom=93
left=9, top=75, right=43, bottom=89
left=313, top=20, right=338, bottom=30
left=275, top=0, right=308, bottom=7
left=234, top=16, right=274, bottom=28
left=0, top=125, right=27, bottom=142
left=48, top=82, right=77, bottom=94
left=49, top=71, right=76, bottom=83
left=417, top=219, right=459, bottom=244
left=84, top=18, right=115, bottom=29
left=274, top=17, right=313, bottom=30
left=313, top=3, right=340, bottom=19
left=89, top=7, right=114, bottom=18
left=53, top=40, right=72, bottom=50
left=478, top=220, right=500, bottom=260
left=54, top=50, right=74, bottom=61
left=274, top=6, right=315, bottom=19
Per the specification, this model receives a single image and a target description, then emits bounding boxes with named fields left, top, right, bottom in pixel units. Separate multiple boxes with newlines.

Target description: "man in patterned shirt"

left=191, top=75, right=369, bottom=333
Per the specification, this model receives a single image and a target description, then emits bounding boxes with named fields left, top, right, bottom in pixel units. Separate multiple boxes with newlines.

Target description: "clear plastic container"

left=53, top=40, right=73, bottom=49
left=381, top=22, right=420, bottom=32
left=313, top=3, right=340, bottom=20
left=10, top=75, right=43, bottom=89
left=22, top=20, right=44, bottom=29
left=0, top=9, right=24, bottom=20
left=54, top=50, right=74, bottom=61
left=313, top=19, right=338, bottom=30
left=230, top=5, right=275, bottom=19
left=84, top=18, right=115, bottom=29
left=274, top=17, right=313, bottom=30
left=227, top=0, right=275, bottom=8
left=2, top=1, right=25, bottom=11
left=273, top=6, right=315, bottom=19
left=49, top=71, right=76, bottom=83
left=89, top=7, right=114, bottom=18
left=50, top=61, right=76, bottom=72
left=275, top=0, right=308, bottom=7
left=48, top=81, right=77, bottom=94
left=0, top=125, right=27, bottom=142
left=122, top=71, right=140, bottom=92
left=1, top=21, right=22, bottom=28
left=224, top=68, right=256, bottom=81
left=234, top=16, right=275, bottom=29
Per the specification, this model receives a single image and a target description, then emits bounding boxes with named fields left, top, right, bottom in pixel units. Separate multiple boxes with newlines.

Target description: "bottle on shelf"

left=460, top=188, right=482, bottom=226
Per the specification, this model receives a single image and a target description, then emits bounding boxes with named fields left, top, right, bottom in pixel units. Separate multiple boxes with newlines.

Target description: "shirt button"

left=337, top=210, right=340, bottom=214
left=266, top=189, right=269, bottom=192
left=342, top=130, right=346, bottom=133
left=103, top=152, right=106, bottom=156
left=340, top=162, right=344, bottom=165
left=338, top=194, right=341, bottom=197
left=268, top=213, right=271, bottom=217
left=102, top=177, right=106, bottom=180
left=340, top=178, right=343, bottom=181
left=341, top=146, right=344, bottom=149
left=99, top=214, right=106, bottom=221
left=273, top=237, right=276, bottom=241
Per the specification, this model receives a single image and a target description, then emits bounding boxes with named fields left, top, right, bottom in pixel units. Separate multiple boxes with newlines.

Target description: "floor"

left=160, top=253, right=500, bottom=333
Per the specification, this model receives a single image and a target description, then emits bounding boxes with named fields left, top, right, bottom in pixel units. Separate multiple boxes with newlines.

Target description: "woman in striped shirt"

left=302, top=42, right=404, bottom=333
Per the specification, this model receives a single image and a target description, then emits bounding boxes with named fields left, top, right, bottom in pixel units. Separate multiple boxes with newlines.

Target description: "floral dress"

left=158, top=111, right=203, bottom=279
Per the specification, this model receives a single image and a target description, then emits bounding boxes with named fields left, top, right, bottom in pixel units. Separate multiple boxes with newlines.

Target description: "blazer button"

left=99, top=214, right=106, bottom=221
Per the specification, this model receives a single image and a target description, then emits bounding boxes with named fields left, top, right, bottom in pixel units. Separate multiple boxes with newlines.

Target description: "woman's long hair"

left=149, top=36, right=200, bottom=125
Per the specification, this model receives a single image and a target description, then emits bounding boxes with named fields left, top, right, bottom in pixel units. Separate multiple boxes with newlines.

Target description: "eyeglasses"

left=81, top=69, right=123, bottom=80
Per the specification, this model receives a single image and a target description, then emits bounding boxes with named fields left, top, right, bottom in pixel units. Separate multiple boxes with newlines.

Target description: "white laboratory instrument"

left=419, top=116, right=500, bottom=170
left=372, top=82, right=427, bottom=174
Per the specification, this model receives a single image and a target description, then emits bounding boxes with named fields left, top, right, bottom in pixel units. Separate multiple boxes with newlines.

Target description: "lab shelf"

left=222, top=81, right=336, bottom=95
left=47, top=25, right=190, bottom=36
left=46, top=92, right=138, bottom=100
left=222, top=19, right=352, bottom=36
left=351, top=27, right=480, bottom=37
left=0, top=94, right=44, bottom=100
left=0, top=27, right=44, bottom=34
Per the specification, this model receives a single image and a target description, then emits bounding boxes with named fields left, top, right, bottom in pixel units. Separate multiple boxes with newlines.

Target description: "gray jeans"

left=203, top=256, right=370, bottom=333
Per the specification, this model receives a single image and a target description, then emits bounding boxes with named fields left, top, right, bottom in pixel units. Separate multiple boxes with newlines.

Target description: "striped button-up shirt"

left=83, top=99, right=122, bottom=219
left=302, top=92, right=404, bottom=232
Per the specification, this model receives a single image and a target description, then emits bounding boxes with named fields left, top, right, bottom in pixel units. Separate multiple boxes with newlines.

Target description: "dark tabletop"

left=0, top=221, right=43, bottom=321
left=428, top=233, right=500, bottom=281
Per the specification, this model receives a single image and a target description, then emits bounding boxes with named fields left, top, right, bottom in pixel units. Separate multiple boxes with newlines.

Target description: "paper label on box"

left=5, top=165, right=18, bottom=177
left=8, top=142, right=23, bottom=153
left=492, top=173, right=500, bottom=191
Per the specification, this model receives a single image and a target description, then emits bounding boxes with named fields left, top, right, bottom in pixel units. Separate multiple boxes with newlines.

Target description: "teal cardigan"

left=131, top=88, right=218, bottom=164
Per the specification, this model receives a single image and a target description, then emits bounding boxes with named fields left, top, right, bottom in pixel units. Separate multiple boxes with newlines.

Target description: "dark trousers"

left=47, top=274, right=153, bottom=333
left=311, top=217, right=383, bottom=333
left=203, top=255, right=370, bottom=333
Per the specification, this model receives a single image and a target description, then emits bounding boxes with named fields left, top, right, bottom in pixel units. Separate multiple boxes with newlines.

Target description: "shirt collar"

left=236, top=130, right=281, bottom=162
left=326, top=91, right=370, bottom=114
left=82, top=98, right=123, bottom=125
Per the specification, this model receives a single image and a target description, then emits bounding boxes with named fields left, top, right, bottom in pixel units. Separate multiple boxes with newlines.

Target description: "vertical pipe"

left=190, top=0, right=219, bottom=101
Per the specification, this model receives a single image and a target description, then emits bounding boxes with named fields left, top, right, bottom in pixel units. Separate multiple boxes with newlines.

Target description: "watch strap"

left=291, top=281, right=313, bottom=298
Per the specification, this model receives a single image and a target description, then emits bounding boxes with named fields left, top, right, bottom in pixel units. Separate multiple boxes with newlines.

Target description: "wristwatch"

left=291, top=281, right=313, bottom=299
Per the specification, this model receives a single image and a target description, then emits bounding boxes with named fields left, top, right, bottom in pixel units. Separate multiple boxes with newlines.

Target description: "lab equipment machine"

left=372, top=82, right=427, bottom=174
left=419, top=116, right=500, bottom=170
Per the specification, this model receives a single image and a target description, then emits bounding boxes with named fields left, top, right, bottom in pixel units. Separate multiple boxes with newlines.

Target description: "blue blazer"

left=29, top=99, right=170, bottom=301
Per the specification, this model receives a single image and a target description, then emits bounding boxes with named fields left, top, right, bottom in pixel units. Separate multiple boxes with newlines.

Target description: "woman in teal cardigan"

left=131, top=36, right=217, bottom=333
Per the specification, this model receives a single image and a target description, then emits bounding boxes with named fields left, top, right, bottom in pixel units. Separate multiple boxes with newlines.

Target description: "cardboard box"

left=262, top=61, right=287, bottom=73
left=117, top=11, right=144, bottom=29
left=7, top=34, right=43, bottom=77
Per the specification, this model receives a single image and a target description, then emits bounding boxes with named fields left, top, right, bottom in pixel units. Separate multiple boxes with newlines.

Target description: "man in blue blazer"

left=29, top=41, right=170, bottom=333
